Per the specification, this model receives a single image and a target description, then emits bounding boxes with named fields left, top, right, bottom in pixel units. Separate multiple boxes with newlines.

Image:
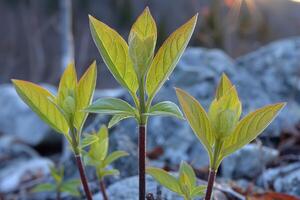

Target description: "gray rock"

left=93, top=175, right=189, bottom=200
left=0, top=84, right=60, bottom=145
left=258, top=162, right=300, bottom=197
left=0, top=157, right=53, bottom=193
left=222, top=144, right=278, bottom=179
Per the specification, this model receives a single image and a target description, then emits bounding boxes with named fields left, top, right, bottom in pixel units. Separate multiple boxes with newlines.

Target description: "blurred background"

left=1, top=0, right=300, bottom=199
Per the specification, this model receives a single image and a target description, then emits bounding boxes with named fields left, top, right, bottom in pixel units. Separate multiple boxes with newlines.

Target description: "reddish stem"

left=75, top=155, right=93, bottom=200
left=99, top=179, right=108, bottom=200
left=139, top=125, right=146, bottom=200
left=205, top=169, right=217, bottom=200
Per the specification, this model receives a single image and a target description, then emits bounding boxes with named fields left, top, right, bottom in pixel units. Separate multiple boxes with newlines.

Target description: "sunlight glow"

left=291, top=0, right=300, bottom=2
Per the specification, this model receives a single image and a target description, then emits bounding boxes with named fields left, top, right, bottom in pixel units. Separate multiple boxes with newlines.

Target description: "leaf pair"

left=12, top=62, right=97, bottom=152
left=83, top=125, right=129, bottom=179
left=146, top=161, right=206, bottom=200
left=176, top=74, right=286, bottom=170
left=86, top=99, right=184, bottom=128
left=88, top=7, right=197, bottom=125
left=32, top=166, right=81, bottom=197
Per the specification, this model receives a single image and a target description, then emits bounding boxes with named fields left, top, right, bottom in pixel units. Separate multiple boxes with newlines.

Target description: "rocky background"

left=2, top=0, right=300, bottom=199
left=1, top=37, right=300, bottom=199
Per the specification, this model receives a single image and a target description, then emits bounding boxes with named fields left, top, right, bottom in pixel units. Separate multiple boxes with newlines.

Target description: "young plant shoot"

left=12, top=63, right=97, bottom=200
left=146, top=161, right=206, bottom=200
left=32, top=166, right=81, bottom=200
left=87, top=7, right=197, bottom=199
left=175, top=74, right=286, bottom=200
left=83, top=125, right=129, bottom=200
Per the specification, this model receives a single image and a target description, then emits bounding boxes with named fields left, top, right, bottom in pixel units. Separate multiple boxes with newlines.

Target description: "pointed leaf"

left=108, top=114, right=134, bottom=128
left=146, top=14, right=198, bottom=100
left=215, top=73, right=233, bottom=100
left=103, top=151, right=129, bottom=166
left=89, top=15, right=138, bottom=94
left=61, top=179, right=81, bottom=197
left=74, top=61, right=97, bottom=131
left=179, top=161, right=196, bottom=188
left=85, top=98, right=136, bottom=115
left=129, top=7, right=157, bottom=78
left=145, top=101, right=184, bottom=119
left=50, top=166, right=63, bottom=184
left=222, top=103, right=286, bottom=157
left=99, top=169, right=120, bottom=179
left=175, top=88, right=214, bottom=156
left=80, top=134, right=99, bottom=149
left=88, top=138, right=109, bottom=162
left=12, top=80, right=69, bottom=134
left=31, top=183, right=55, bottom=193
left=191, top=185, right=206, bottom=197
left=57, top=63, right=77, bottom=109
left=146, top=167, right=182, bottom=194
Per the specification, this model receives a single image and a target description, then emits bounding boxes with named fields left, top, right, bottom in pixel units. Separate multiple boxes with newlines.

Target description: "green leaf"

left=146, top=167, right=182, bottom=194
left=89, top=15, right=138, bottom=94
left=108, top=114, right=134, bottom=128
left=50, top=166, right=63, bottom=184
left=103, top=150, right=129, bottom=166
left=175, top=88, right=214, bottom=157
left=74, top=61, right=97, bottom=131
left=85, top=98, right=137, bottom=115
left=61, top=179, right=81, bottom=197
left=146, top=101, right=184, bottom=120
left=222, top=103, right=286, bottom=157
left=209, top=86, right=242, bottom=138
left=31, top=183, right=55, bottom=193
left=179, top=161, right=196, bottom=188
left=128, top=7, right=157, bottom=78
left=12, top=80, right=69, bottom=134
left=80, top=133, right=99, bottom=149
left=191, top=185, right=206, bottom=197
left=146, top=14, right=198, bottom=101
left=99, top=169, right=120, bottom=178
left=215, top=73, right=233, bottom=100
left=57, top=63, right=77, bottom=111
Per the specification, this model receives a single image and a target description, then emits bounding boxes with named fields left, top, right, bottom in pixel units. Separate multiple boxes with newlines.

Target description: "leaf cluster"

left=12, top=63, right=97, bottom=154
left=146, top=161, right=205, bottom=200
left=176, top=74, right=286, bottom=170
left=87, top=7, right=197, bottom=125
left=83, top=125, right=129, bottom=180
left=32, top=166, right=81, bottom=197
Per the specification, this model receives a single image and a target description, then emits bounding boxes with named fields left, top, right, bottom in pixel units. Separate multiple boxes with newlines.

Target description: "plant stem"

left=99, top=179, right=108, bottom=200
left=75, top=155, right=93, bottom=200
left=204, top=169, right=217, bottom=200
left=56, top=190, right=61, bottom=200
left=138, top=77, right=147, bottom=200
left=138, top=124, right=146, bottom=200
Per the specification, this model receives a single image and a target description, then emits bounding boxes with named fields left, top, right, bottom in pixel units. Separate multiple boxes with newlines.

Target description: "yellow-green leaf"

left=222, top=103, right=286, bottom=157
left=128, top=7, right=157, bottom=78
left=191, top=185, right=206, bottom=197
left=85, top=98, right=137, bottom=115
left=209, top=86, right=242, bottom=138
left=146, top=101, right=184, bottom=120
left=146, top=167, right=182, bottom=194
left=73, top=61, right=97, bottom=131
left=215, top=73, right=233, bottom=100
left=175, top=88, right=214, bottom=157
left=146, top=14, right=198, bottom=101
left=89, top=15, right=138, bottom=94
left=12, top=80, right=69, bottom=134
left=57, top=63, right=77, bottom=109
left=179, top=161, right=196, bottom=188
left=108, top=114, right=134, bottom=128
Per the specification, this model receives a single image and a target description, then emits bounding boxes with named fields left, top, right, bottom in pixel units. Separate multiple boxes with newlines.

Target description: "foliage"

left=32, top=165, right=81, bottom=197
left=146, top=161, right=206, bottom=200
left=83, top=125, right=129, bottom=180
left=12, top=62, right=97, bottom=155
left=86, top=7, right=197, bottom=125
left=175, top=74, right=286, bottom=170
